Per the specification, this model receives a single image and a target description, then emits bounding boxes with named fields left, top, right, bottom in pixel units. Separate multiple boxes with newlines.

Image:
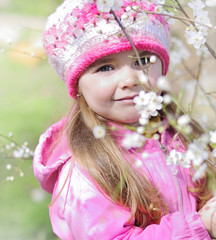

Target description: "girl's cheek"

left=98, top=77, right=117, bottom=88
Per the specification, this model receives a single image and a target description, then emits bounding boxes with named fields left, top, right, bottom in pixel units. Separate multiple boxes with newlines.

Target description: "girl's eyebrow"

left=89, top=58, right=115, bottom=69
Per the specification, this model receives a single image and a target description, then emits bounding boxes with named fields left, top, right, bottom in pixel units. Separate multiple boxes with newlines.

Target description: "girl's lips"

left=114, top=95, right=138, bottom=101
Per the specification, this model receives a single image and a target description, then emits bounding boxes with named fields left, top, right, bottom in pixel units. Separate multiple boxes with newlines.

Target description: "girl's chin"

left=113, top=118, right=140, bottom=125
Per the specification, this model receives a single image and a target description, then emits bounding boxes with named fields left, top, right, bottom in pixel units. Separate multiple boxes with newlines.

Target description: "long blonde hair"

left=65, top=96, right=212, bottom=228
left=66, top=96, right=168, bottom=228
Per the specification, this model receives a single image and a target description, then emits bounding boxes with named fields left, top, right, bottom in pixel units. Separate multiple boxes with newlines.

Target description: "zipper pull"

left=160, top=143, right=168, bottom=156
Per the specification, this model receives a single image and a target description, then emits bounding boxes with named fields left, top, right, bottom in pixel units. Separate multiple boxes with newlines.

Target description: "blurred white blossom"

left=177, top=115, right=191, bottom=127
left=30, top=188, right=47, bottom=203
left=139, top=74, right=148, bottom=84
left=163, top=94, right=172, bottom=104
left=6, top=176, right=14, bottom=182
left=170, top=38, right=190, bottom=69
left=194, top=10, right=211, bottom=28
left=6, top=164, right=12, bottom=170
left=210, top=130, right=216, bottom=143
left=212, top=148, right=216, bottom=158
left=142, top=152, right=149, bottom=159
left=184, top=140, right=208, bottom=166
left=150, top=55, right=157, bottom=64
left=185, top=26, right=206, bottom=49
left=167, top=149, right=191, bottom=168
left=206, top=0, right=216, bottom=7
left=122, top=132, right=145, bottom=149
left=136, top=126, right=145, bottom=134
left=192, top=163, right=208, bottom=182
left=188, top=0, right=205, bottom=16
left=93, top=125, right=106, bottom=138
left=135, top=159, right=143, bottom=168
left=157, top=76, right=171, bottom=91
left=96, top=0, right=123, bottom=12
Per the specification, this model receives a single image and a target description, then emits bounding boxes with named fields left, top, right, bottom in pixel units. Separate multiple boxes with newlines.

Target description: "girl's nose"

left=118, top=68, right=138, bottom=90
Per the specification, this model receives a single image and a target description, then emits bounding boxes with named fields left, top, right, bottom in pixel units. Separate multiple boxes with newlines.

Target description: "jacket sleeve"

left=50, top=162, right=211, bottom=240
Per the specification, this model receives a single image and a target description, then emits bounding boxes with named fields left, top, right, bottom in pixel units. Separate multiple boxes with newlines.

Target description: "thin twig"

left=0, top=134, right=20, bottom=147
left=206, top=159, right=216, bottom=169
left=181, top=61, right=216, bottom=117
left=144, top=10, right=214, bottom=31
left=0, top=47, right=46, bottom=60
left=110, top=10, right=154, bottom=91
left=189, top=56, right=202, bottom=114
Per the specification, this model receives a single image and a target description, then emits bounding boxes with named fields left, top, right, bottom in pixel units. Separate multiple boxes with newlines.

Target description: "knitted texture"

left=43, top=0, right=171, bottom=98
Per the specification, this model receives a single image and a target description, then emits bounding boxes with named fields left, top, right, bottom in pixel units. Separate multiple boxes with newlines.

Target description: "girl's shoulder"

left=33, top=118, right=72, bottom=194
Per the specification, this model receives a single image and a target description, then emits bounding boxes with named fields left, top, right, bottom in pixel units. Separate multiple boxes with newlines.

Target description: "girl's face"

left=78, top=50, right=162, bottom=124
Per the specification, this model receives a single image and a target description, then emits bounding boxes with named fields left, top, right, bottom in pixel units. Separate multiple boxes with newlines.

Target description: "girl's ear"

left=76, top=93, right=82, bottom=98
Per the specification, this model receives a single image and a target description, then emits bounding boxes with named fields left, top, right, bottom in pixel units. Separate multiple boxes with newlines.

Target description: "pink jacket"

left=33, top=119, right=211, bottom=240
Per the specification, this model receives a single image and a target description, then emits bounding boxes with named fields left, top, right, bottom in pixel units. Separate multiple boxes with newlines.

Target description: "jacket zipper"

left=159, top=143, right=184, bottom=214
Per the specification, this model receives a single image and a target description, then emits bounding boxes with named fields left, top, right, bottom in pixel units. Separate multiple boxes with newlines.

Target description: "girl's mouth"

left=114, top=95, right=138, bottom=102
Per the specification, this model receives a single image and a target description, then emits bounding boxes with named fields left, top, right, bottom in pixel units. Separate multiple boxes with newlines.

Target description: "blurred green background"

left=0, top=0, right=70, bottom=239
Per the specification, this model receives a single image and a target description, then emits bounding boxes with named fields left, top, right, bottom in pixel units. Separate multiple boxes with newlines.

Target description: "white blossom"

left=125, top=6, right=132, bottom=12
left=132, top=5, right=140, bottom=11
left=136, top=12, right=149, bottom=24
left=196, top=45, right=209, bottom=57
left=167, top=149, right=183, bottom=166
left=185, top=27, right=206, bottom=49
left=122, top=133, right=145, bottom=149
left=93, top=125, right=106, bottom=138
left=13, top=148, right=25, bottom=158
left=139, top=117, right=149, bottom=126
left=154, top=5, right=164, bottom=14
left=134, top=91, right=163, bottom=120
left=96, top=0, right=123, bottom=12
left=97, top=0, right=114, bottom=12
left=112, top=0, right=124, bottom=10
left=167, top=149, right=192, bottom=168
left=134, top=90, right=147, bottom=106
left=150, top=55, right=157, bottom=64
left=195, top=10, right=211, bottom=29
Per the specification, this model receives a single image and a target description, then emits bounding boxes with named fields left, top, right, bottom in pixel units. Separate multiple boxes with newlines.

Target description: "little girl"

left=33, top=0, right=216, bottom=239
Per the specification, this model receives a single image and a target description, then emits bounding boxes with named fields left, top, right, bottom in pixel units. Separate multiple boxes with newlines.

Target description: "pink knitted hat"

left=43, top=0, right=171, bottom=98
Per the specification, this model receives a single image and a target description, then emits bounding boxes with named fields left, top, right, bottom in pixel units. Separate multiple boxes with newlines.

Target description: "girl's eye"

left=97, top=65, right=114, bottom=72
left=135, top=57, right=150, bottom=66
